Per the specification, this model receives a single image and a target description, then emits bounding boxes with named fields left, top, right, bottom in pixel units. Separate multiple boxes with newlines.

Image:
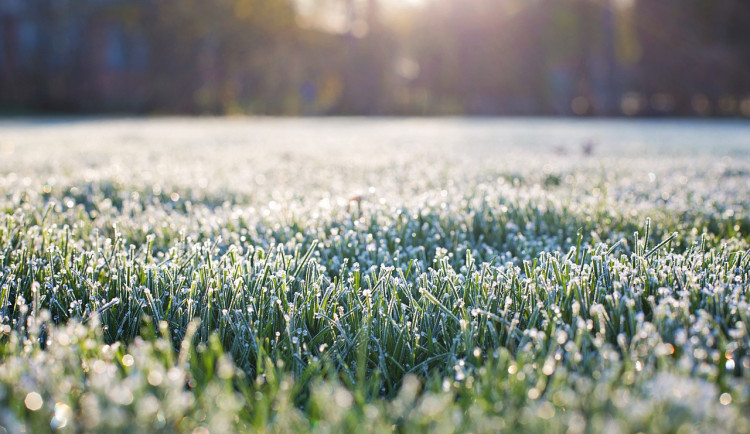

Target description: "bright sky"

left=295, top=0, right=429, bottom=33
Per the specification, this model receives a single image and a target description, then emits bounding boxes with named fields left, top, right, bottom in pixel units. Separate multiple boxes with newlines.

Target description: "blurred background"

left=1, top=0, right=749, bottom=117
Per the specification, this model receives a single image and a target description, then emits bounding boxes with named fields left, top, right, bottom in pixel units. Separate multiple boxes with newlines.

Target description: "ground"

left=0, top=118, right=749, bottom=432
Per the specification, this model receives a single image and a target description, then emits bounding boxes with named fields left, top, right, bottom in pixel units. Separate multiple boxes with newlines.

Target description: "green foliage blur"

left=1, top=0, right=749, bottom=116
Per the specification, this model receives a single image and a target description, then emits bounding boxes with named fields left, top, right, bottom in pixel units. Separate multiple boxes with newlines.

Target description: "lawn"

left=0, top=118, right=749, bottom=432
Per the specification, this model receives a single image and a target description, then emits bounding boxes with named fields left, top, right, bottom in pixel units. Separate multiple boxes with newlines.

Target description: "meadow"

left=0, top=118, right=749, bottom=433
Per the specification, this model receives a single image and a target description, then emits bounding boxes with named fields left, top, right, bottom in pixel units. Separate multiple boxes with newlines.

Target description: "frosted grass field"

left=0, top=117, right=749, bottom=432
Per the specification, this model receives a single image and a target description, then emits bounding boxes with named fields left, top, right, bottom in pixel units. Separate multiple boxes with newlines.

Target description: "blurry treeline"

left=1, top=0, right=750, bottom=116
